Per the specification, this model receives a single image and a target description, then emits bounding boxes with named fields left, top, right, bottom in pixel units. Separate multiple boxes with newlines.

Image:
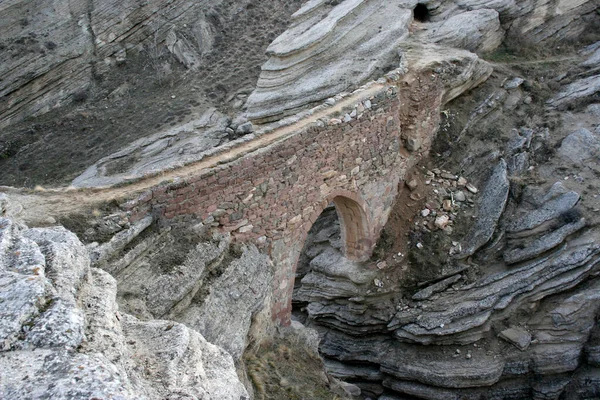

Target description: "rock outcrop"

left=297, top=174, right=600, bottom=398
left=2, top=0, right=597, bottom=130
left=0, top=0, right=219, bottom=129
left=291, top=38, right=600, bottom=398
left=245, top=0, right=598, bottom=123
left=72, top=108, right=232, bottom=188
left=245, top=0, right=413, bottom=122
left=0, top=214, right=248, bottom=399
left=97, top=221, right=274, bottom=362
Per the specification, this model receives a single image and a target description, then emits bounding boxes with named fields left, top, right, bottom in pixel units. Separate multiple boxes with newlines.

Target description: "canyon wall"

left=1, top=0, right=597, bottom=129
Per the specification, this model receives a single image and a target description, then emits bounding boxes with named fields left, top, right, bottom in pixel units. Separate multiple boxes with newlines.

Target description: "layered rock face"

left=245, top=0, right=413, bottom=122
left=2, top=0, right=596, bottom=130
left=245, top=0, right=598, bottom=122
left=291, top=41, right=600, bottom=398
left=102, top=224, right=275, bottom=362
left=297, top=178, right=600, bottom=399
left=0, top=0, right=202, bottom=128
left=0, top=0, right=285, bottom=130
left=0, top=213, right=249, bottom=399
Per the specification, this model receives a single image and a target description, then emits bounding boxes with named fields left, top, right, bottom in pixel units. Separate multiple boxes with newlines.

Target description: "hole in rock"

left=413, top=3, right=431, bottom=22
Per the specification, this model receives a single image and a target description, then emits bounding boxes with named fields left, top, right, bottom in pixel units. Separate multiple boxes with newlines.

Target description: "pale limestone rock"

left=72, top=108, right=231, bottom=188
left=0, top=217, right=248, bottom=399
left=414, top=9, right=505, bottom=53
left=246, top=0, right=414, bottom=122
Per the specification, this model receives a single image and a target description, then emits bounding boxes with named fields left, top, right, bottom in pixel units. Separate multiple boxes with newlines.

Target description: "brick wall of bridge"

left=124, top=72, right=444, bottom=325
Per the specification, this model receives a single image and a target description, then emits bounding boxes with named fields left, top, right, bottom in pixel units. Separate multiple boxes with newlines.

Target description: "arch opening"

left=292, top=195, right=372, bottom=322
left=292, top=204, right=340, bottom=323
left=413, top=3, right=431, bottom=22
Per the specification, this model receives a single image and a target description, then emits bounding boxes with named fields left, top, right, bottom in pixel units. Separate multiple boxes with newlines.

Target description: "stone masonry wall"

left=123, top=71, right=446, bottom=325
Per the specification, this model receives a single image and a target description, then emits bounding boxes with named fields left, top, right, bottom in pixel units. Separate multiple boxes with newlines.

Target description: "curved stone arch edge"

left=269, top=189, right=377, bottom=326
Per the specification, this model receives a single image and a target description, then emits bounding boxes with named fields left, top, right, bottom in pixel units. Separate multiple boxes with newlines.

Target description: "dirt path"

left=2, top=83, right=386, bottom=223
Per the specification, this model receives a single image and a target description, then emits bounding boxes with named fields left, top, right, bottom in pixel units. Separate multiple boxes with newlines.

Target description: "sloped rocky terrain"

left=1, top=0, right=600, bottom=399
left=0, top=0, right=303, bottom=187
left=292, top=39, right=600, bottom=399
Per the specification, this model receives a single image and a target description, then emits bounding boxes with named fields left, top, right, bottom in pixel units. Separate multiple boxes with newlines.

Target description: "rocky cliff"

left=245, top=0, right=599, bottom=122
left=0, top=0, right=599, bottom=399
left=293, top=40, right=600, bottom=399
left=0, top=210, right=249, bottom=399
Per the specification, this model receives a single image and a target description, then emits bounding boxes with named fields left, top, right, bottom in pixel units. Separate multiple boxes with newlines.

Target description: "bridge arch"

left=327, top=192, right=373, bottom=262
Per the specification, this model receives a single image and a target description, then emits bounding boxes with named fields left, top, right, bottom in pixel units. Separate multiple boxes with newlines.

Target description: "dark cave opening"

left=414, top=3, right=431, bottom=23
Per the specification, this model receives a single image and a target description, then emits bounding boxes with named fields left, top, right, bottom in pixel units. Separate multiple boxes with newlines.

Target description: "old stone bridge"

left=99, top=47, right=490, bottom=325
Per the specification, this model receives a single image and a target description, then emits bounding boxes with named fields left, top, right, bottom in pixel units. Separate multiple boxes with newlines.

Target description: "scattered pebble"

left=435, top=215, right=450, bottom=229
left=454, top=191, right=466, bottom=202
left=466, top=183, right=478, bottom=194
left=443, top=199, right=453, bottom=211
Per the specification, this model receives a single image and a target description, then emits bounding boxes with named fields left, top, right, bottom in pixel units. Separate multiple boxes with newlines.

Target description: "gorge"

left=1, top=0, right=600, bottom=399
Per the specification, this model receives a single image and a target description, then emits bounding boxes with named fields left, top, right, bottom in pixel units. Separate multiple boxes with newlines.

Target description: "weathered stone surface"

left=498, top=327, right=532, bottom=350
left=528, top=278, right=600, bottom=375
left=295, top=248, right=377, bottom=303
left=381, top=345, right=504, bottom=389
left=73, top=109, right=231, bottom=187
left=0, top=0, right=223, bottom=129
left=506, top=191, right=580, bottom=233
left=390, top=238, right=600, bottom=344
left=506, top=127, right=533, bottom=155
left=504, top=218, right=586, bottom=264
left=581, top=41, right=600, bottom=67
left=414, top=9, right=504, bottom=53
left=0, top=217, right=248, bottom=399
left=246, top=0, right=413, bottom=122
left=176, top=244, right=273, bottom=360
left=116, top=232, right=230, bottom=319
left=400, top=43, right=494, bottom=105
left=89, top=215, right=153, bottom=265
left=2, top=0, right=596, bottom=130
left=548, top=74, right=600, bottom=110
left=504, top=77, right=525, bottom=90
left=557, top=128, right=600, bottom=165
left=325, top=359, right=383, bottom=382
left=1, top=350, right=135, bottom=399
left=412, top=274, right=462, bottom=301
left=458, top=159, right=509, bottom=258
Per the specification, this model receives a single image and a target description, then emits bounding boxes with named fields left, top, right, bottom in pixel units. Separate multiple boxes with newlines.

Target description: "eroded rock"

left=458, top=159, right=509, bottom=258
left=0, top=217, right=248, bottom=399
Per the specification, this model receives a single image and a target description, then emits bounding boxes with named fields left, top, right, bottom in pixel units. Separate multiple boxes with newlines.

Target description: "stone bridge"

left=108, top=46, right=491, bottom=325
